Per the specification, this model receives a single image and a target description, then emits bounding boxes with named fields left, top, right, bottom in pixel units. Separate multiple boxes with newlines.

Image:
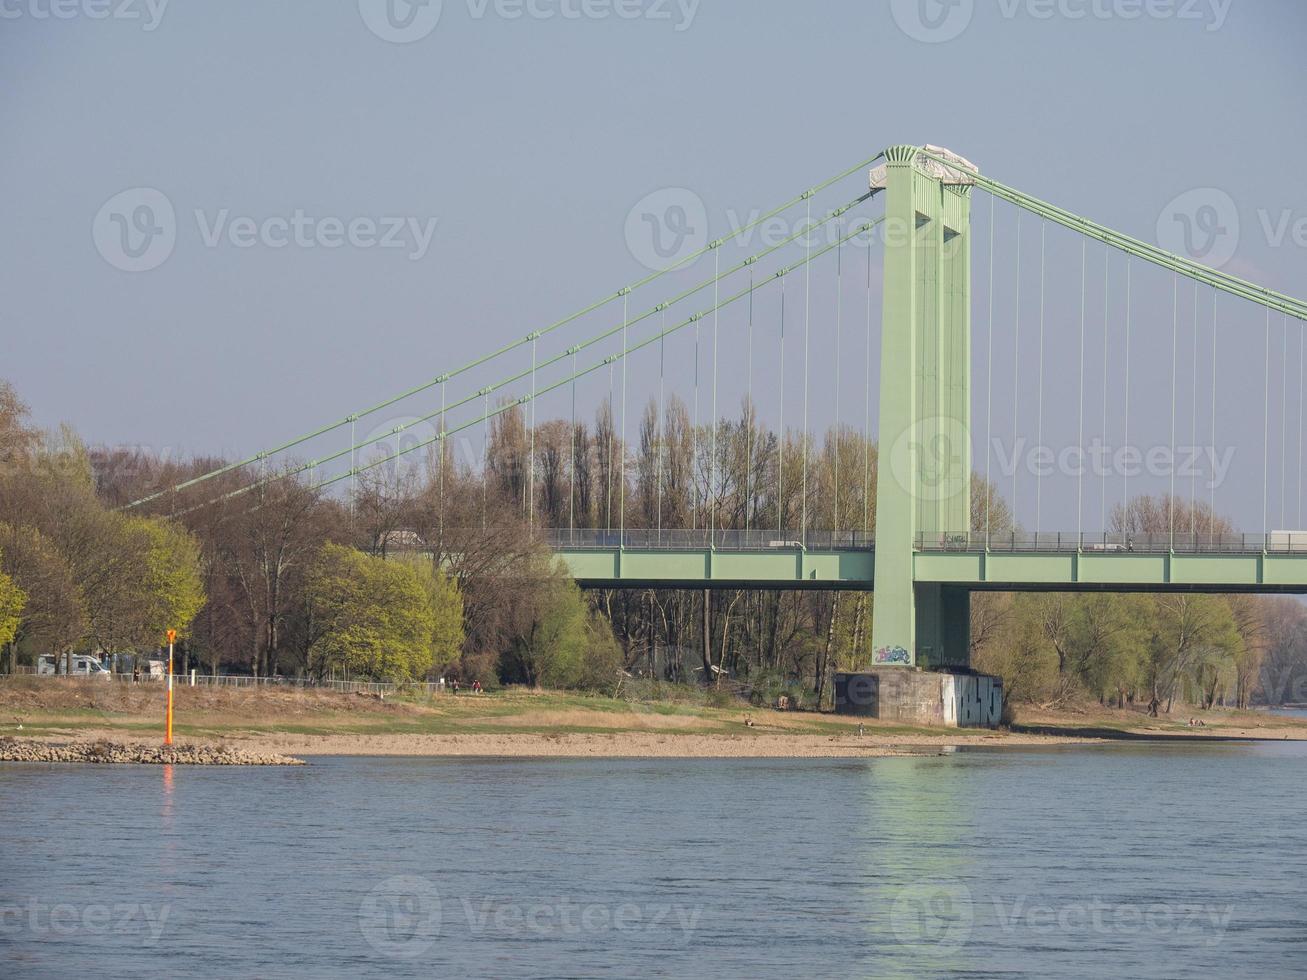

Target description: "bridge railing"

left=916, top=532, right=1307, bottom=554
left=546, top=529, right=875, bottom=552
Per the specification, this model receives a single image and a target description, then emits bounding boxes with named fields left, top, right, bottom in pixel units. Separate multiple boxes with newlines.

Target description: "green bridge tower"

left=869, top=145, right=977, bottom=669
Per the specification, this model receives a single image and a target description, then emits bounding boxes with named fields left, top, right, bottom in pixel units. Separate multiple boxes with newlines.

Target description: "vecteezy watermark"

left=456, top=895, right=703, bottom=942
left=889, top=416, right=972, bottom=503
left=1156, top=188, right=1240, bottom=268
left=623, top=188, right=895, bottom=272
left=92, top=188, right=177, bottom=273
left=992, top=437, right=1237, bottom=489
left=357, top=415, right=443, bottom=486
left=93, top=187, right=439, bottom=272
left=0, top=0, right=169, bottom=30
left=891, top=0, right=1231, bottom=43
left=1158, top=188, right=1307, bottom=269
left=889, top=882, right=1235, bottom=949
left=0, top=899, right=171, bottom=945
left=990, top=896, right=1234, bottom=946
left=888, top=419, right=1238, bottom=498
left=359, top=876, right=443, bottom=959
left=890, top=881, right=975, bottom=950
left=624, top=187, right=709, bottom=271
left=358, top=875, right=703, bottom=960
left=1259, top=665, right=1307, bottom=707
left=359, top=0, right=699, bottom=43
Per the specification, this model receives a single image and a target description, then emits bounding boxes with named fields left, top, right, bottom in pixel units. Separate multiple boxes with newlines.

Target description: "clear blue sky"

left=2, top=0, right=1304, bottom=531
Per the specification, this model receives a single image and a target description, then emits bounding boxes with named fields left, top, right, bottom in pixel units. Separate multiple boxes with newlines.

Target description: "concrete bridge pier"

left=913, top=584, right=971, bottom=670
left=869, top=144, right=977, bottom=670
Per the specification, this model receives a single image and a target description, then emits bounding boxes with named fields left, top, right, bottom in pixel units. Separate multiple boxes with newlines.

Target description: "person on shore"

left=452, top=679, right=460, bottom=696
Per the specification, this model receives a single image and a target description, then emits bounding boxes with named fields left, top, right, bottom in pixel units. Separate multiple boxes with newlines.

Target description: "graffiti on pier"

left=874, top=645, right=911, bottom=666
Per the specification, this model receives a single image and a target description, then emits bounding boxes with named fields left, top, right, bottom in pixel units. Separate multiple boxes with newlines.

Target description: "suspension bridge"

left=129, top=144, right=1307, bottom=670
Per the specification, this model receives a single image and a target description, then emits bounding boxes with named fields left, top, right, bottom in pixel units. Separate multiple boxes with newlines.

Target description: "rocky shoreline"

left=0, top=737, right=305, bottom=766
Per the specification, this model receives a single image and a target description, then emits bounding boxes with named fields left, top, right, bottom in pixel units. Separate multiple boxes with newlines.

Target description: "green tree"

left=0, top=524, right=83, bottom=672
left=511, top=572, right=621, bottom=690
left=1146, top=594, right=1241, bottom=716
left=391, top=554, right=465, bottom=678
left=136, top=517, right=206, bottom=643
left=305, top=544, right=437, bottom=682
left=0, top=560, right=25, bottom=652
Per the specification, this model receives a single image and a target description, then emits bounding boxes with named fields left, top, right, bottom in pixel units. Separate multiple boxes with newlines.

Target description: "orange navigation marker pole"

left=164, top=629, right=176, bottom=746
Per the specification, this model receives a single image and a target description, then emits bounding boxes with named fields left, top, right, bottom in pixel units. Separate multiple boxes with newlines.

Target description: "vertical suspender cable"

left=529, top=337, right=537, bottom=529
left=620, top=293, right=629, bottom=546
left=569, top=351, right=577, bottom=541
left=1264, top=305, right=1272, bottom=542
left=349, top=417, right=357, bottom=517
left=692, top=315, right=700, bottom=530
left=710, top=250, right=720, bottom=546
left=746, top=273, right=754, bottom=534
left=1123, top=258, right=1132, bottom=517
left=801, top=197, right=812, bottom=545
left=834, top=237, right=844, bottom=536
left=657, top=312, right=665, bottom=542
left=1077, top=237, right=1087, bottom=546
left=1102, top=245, right=1110, bottom=532
left=985, top=192, right=995, bottom=544
left=1176, top=273, right=1186, bottom=556
left=439, top=380, right=446, bottom=550
left=1036, top=220, right=1047, bottom=534
left=1300, top=318, right=1304, bottom=530
left=1282, top=311, right=1289, bottom=531
left=864, top=231, right=874, bottom=537
left=1191, top=281, right=1198, bottom=540
left=606, top=361, right=614, bottom=532
left=778, top=272, right=786, bottom=534
left=1012, top=213, right=1022, bottom=526
left=482, top=391, right=489, bottom=531
left=1210, top=290, right=1217, bottom=543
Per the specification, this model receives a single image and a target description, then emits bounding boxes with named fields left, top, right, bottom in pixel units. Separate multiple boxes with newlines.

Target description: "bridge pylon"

left=869, top=145, right=976, bottom=668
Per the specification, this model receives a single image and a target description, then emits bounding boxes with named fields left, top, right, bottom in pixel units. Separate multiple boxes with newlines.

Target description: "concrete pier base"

left=834, top=669, right=1003, bottom=729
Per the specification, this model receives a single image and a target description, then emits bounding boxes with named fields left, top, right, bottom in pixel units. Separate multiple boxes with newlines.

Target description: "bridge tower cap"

left=871, top=144, right=979, bottom=190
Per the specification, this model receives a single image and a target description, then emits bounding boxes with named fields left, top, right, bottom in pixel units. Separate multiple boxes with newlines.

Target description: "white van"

left=36, top=654, right=112, bottom=680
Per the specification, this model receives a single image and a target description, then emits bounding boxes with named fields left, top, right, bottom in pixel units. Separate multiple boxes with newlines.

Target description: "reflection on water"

left=1, top=744, right=1306, bottom=979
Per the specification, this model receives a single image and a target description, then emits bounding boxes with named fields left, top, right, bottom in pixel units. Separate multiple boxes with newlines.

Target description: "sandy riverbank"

left=14, top=724, right=1305, bottom=760
left=4, top=680, right=1305, bottom=760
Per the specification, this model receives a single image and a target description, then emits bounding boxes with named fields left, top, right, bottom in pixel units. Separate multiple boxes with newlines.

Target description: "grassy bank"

left=2, top=678, right=1305, bottom=754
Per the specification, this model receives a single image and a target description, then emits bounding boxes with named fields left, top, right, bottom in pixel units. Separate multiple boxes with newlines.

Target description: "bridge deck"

left=550, top=531, right=1307, bottom=593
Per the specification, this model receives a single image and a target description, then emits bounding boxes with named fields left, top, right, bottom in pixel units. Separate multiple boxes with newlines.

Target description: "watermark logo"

left=193, top=209, right=438, bottom=259
left=358, top=0, right=444, bottom=42
left=889, top=416, right=970, bottom=503
left=890, top=881, right=974, bottom=949
left=991, top=437, right=1236, bottom=488
left=358, top=875, right=443, bottom=959
left=93, top=187, right=177, bottom=273
left=890, top=0, right=974, bottom=43
left=891, top=0, right=1232, bottom=42
left=1156, top=187, right=1239, bottom=268
left=360, top=0, right=699, bottom=41
left=0, top=0, right=169, bottom=30
left=0, top=899, right=171, bottom=945
left=991, top=896, right=1233, bottom=945
left=93, top=189, right=439, bottom=272
left=360, top=415, right=442, bottom=485
left=624, top=187, right=708, bottom=271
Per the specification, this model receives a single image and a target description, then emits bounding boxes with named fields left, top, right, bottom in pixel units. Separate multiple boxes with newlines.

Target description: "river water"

left=2, top=744, right=1305, bottom=979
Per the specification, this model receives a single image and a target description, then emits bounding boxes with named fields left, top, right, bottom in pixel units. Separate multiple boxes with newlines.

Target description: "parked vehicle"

left=36, top=654, right=112, bottom=679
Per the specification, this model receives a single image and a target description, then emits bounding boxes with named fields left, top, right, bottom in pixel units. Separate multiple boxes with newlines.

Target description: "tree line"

left=2, top=377, right=1304, bottom=714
